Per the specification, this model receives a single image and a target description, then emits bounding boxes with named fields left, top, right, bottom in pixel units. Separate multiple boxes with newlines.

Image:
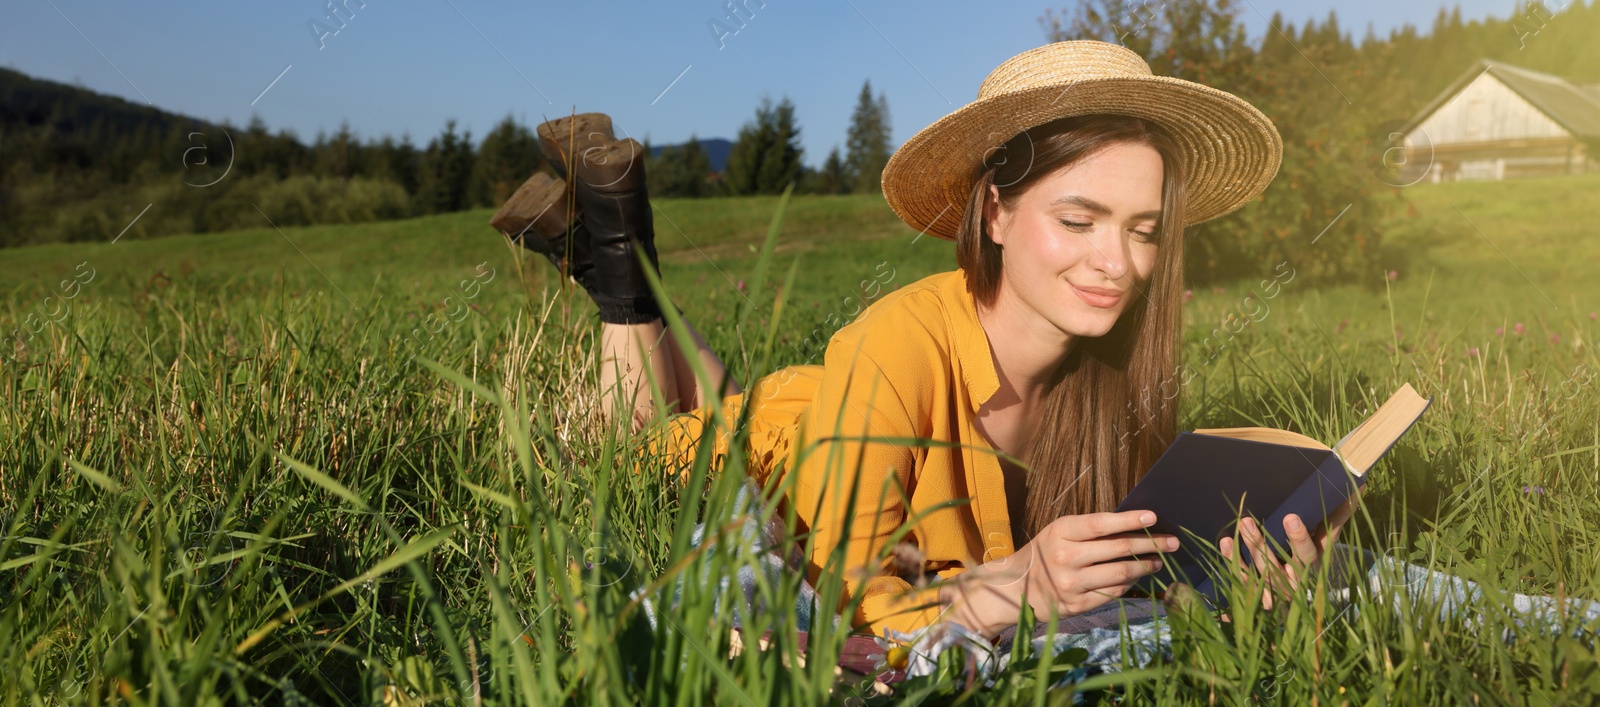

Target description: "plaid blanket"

left=637, top=481, right=1600, bottom=691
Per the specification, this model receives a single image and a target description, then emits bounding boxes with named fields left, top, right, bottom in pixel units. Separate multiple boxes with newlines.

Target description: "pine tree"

left=416, top=120, right=475, bottom=214
left=642, top=136, right=660, bottom=194
left=722, top=96, right=804, bottom=195
left=845, top=80, right=892, bottom=194
left=680, top=137, right=712, bottom=197
left=317, top=120, right=360, bottom=182
left=275, top=127, right=313, bottom=179
left=650, top=135, right=712, bottom=198
left=470, top=115, right=541, bottom=207
left=242, top=115, right=273, bottom=179
left=647, top=140, right=672, bottom=196
left=758, top=97, right=804, bottom=193
left=381, top=134, right=421, bottom=196
left=721, top=100, right=771, bottom=195
left=310, top=130, right=330, bottom=177
left=813, top=146, right=849, bottom=195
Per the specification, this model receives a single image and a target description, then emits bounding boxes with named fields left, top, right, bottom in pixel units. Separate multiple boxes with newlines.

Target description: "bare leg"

left=598, top=321, right=677, bottom=432
left=668, top=318, right=742, bottom=410
left=598, top=317, right=740, bottom=433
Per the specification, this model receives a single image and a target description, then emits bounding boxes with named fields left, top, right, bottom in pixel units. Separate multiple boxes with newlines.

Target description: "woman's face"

left=985, top=141, right=1164, bottom=340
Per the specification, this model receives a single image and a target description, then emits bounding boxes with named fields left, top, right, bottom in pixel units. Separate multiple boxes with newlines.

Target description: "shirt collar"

left=942, top=267, right=1015, bottom=561
left=942, top=268, right=1001, bottom=410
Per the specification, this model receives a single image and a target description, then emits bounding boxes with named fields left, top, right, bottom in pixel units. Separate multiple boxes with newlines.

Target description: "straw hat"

left=881, top=40, right=1282, bottom=241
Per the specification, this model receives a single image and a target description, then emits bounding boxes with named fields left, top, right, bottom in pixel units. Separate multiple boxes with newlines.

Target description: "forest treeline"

left=2, top=0, right=1596, bottom=285
left=0, top=66, right=888, bottom=249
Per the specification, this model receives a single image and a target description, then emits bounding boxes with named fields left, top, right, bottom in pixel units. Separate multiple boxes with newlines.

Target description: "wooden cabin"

left=1401, top=59, right=1600, bottom=182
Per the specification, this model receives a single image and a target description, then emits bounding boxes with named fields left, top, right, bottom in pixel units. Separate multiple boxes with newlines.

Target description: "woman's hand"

left=1219, top=490, right=1361, bottom=610
left=943, top=510, right=1178, bottom=638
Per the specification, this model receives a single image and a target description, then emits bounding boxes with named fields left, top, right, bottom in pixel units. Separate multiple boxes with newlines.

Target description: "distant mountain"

left=0, top=67, right=220, bottom=173
left=0, top=67, right=207, bottom=130
left=649, top=138, right=733, bottom=173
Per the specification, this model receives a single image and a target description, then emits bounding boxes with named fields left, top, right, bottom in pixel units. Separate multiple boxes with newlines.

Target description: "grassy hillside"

left=0, top=192, right=947, bottom=390
left=2, top=177, right=1599, bottom=704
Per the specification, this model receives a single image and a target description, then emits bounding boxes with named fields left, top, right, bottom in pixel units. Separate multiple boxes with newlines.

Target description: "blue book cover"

left=1114, top=384, right=1432, bottom=607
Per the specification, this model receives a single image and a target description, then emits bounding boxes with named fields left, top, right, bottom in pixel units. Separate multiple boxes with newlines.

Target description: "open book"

left=1114, top=384, right=1432, bottom=605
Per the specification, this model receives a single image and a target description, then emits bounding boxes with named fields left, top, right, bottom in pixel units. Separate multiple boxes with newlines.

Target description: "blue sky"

left=2, top=1, right=1524, bottom=166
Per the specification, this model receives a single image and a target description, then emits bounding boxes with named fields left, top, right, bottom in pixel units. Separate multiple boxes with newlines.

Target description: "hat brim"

left=881, top=75, right=1283, bottom=241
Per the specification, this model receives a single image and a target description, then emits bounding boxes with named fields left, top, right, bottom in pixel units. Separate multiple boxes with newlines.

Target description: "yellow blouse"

left=650, top=268, right=1016, bottom=637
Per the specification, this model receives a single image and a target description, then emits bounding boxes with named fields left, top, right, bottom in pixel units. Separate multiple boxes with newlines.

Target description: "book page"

left=1191, top=427, right=1330, bottom=450
left=1334, top=383, right=1431, bottom=475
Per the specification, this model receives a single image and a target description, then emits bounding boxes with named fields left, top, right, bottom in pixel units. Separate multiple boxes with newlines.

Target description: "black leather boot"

left=489, top=172, right=595, bottom=293
left=573, top=136, right=664, bottom=324
left=536, top=113, right=668, bottom=324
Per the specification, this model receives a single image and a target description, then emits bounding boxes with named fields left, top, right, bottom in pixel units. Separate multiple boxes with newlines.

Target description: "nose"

left=1083, top=226, right=1129, bottom=280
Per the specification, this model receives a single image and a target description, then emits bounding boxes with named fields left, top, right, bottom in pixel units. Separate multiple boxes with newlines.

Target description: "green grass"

left=2, top=178, right=1599, bottom=704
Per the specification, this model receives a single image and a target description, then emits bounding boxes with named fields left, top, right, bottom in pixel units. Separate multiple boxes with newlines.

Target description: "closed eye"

left=1061, top=219, right=1159, bottom=242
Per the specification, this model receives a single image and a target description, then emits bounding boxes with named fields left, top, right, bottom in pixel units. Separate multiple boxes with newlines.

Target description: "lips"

left=1071, top=283, right=1123, bottom=308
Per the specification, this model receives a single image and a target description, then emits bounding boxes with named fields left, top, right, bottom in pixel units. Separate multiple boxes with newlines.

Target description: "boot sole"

left=490, top=172, right=574, bottom=241
left=575, top=138, right=646, bottom=192
left=537, top=113, right=615, bottom=178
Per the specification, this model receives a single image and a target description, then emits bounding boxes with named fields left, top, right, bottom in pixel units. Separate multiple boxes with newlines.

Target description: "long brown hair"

left=955, top=114, right=1188, bottom=543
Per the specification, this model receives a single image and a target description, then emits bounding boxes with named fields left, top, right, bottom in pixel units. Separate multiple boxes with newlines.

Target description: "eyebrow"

left=1049, top=194, right=1162, bottom=220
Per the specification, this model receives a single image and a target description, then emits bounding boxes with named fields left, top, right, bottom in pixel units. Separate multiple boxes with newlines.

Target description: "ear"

left=982, top=183, right=1007, bottom=246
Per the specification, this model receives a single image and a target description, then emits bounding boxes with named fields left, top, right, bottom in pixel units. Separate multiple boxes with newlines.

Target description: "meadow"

left=2, top=174, right=1599, bottom=704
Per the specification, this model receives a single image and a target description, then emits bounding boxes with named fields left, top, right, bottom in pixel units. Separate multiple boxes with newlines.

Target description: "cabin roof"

left=1404, top=59, right=1600, bottom=140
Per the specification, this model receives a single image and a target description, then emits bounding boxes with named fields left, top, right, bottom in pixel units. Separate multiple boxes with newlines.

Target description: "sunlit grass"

left=2, top=176, right=1599, bottom=703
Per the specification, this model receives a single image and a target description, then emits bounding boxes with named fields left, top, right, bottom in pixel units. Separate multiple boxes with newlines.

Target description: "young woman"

left=496, top=41, right=1599, bottom=664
